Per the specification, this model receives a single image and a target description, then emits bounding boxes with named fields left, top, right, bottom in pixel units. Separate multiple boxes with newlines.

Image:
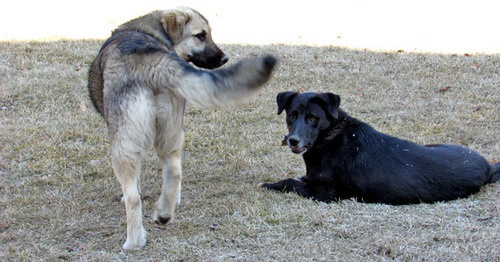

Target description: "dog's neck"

left=309, top=109, right=364, bottom=155
left=324, top=109, right=349, bottom=141
left=115, top=11, right=174, bottom=50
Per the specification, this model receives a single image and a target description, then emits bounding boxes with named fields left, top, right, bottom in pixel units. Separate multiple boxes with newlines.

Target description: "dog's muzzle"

left=286, top=135, right=308, bottom=154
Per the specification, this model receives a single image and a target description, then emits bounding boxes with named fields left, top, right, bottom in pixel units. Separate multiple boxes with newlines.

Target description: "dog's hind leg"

left=112, top=153, right=147, bottom=250
left=154, top=147, right=183, bottom=225
left=490, top=162, right=500, bottom=183
left=109, top=91, right=155, bottom=250
left=153, top=95, right=185, bottom=226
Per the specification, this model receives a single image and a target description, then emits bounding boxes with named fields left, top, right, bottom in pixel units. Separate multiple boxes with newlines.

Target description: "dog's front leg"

left=260, top=178, right=311, bottom=198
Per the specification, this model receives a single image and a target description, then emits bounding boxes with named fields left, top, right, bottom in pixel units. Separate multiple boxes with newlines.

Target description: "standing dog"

left=88, top=7, right=277, bottom=250
left=261, top=92, right=499, bottom=204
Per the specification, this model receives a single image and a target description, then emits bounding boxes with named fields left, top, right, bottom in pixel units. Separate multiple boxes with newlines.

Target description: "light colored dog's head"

left=161, top=7, right=228, bottom=69
left=117, top=7, right=228, bottom=69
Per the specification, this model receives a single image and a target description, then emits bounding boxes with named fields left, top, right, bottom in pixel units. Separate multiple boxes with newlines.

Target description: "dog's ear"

left=161, top=10, right=191, bottom=44
left=277, top=92, right=298, bottom=115
left=316, top=93, right=341, bottom=119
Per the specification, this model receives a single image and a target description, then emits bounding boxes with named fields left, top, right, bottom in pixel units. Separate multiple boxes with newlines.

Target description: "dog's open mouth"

left=290, top=146, right=307, bottom=154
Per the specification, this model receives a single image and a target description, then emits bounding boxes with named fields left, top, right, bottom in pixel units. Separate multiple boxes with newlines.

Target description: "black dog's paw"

left=297, top=176, right=308, bottom=182
left=258, top=182, right=272, bottom=189
left=259, top=182, right=283, bottom=191
left=259, top=179, right=303, bottom=192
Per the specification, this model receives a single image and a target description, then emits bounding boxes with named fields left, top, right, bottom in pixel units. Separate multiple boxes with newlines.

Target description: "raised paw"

left=262, top=55, right=278, bottom=73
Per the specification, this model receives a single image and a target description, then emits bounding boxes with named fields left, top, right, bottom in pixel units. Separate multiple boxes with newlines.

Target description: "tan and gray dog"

left=88, top=6, right=277, bottom=250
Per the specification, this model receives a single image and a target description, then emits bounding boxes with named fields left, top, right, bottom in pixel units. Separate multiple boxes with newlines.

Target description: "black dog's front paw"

left=259, top=182, right=284, bottom=192
left=259, top=178, right=310, bottom=196
left=297, top=176, right=309, bottom=182
left=258, top=180, right=292, bottom=192
left=258, top=182, right=272, bottom=189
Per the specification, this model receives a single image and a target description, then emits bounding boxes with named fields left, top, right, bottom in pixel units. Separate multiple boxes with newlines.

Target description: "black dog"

left=260, top=92, right=499, bottom=204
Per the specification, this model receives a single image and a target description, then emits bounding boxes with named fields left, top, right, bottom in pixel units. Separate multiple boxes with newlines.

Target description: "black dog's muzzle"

left=284, top=134, right=308, bottom=154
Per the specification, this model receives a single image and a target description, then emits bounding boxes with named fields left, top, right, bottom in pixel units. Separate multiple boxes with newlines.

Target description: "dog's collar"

left=325, top=117, right=347, bottom=140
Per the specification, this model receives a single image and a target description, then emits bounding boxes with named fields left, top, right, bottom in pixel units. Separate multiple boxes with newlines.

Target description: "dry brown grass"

left=0, top=40, right=498, bottom=261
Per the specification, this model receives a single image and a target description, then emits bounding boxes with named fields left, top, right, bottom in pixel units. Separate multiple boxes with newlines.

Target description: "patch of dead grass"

left=0, top=41, right=498, bottom=261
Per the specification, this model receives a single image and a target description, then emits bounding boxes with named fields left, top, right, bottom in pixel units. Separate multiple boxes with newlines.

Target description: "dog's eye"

left=287, top=114, right=296, bottom=122
left=306, top=114, right=318, bottom=122
left=195, top=32, right=207, bottom=41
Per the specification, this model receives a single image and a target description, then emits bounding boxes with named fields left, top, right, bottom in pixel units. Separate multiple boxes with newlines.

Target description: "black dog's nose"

left=288, top=136, right=300, bottom=147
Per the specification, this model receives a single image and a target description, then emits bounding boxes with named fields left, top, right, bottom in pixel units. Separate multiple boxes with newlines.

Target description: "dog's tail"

left=156, top=55, right=278, bottom=108
left=490, top=162, right=500, bottom=183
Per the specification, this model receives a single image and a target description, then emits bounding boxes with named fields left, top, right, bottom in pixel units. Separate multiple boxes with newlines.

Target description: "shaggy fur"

left=88, top=7, right=277, bottom=250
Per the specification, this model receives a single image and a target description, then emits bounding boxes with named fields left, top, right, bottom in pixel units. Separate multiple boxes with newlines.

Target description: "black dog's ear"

left=276, top=92, right=298, bottom=115
left=316, top=93, right=341, bottom=119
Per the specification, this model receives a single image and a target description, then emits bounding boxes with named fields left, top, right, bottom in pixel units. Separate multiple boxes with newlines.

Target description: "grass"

left=0, top=40, right=498, bottom=261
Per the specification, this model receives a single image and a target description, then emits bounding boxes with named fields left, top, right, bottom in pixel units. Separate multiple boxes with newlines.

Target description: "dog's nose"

left=220, top=55, right=228, bottom=65
left=288, top=136, right=300, bottom=147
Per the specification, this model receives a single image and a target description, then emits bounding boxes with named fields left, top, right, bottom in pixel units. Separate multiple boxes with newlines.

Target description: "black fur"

left=116, top=30, right=165, bottom=55
left=261, top=92, right=498, bottom=204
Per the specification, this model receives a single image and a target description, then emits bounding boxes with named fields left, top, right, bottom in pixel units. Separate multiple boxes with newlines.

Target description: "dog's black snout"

left=220, top=55, right=228, bottom=65
left=288, top=136, right=300, bottom=147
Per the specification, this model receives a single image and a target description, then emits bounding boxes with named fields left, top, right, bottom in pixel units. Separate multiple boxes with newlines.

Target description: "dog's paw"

left=153, top=208, right=174, bottom=227
left=154, top=215, right=172, bottom=226
left=262, top=55, right=278, bottom=73
left=254, top=55, right=278, bottom=80
left=258, top=182, right=271, bottom=188
left=122, top=227, right=147, bottom=251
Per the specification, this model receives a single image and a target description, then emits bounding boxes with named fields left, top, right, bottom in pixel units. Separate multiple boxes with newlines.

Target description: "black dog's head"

left=277, top=92, right=341, bottom=155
